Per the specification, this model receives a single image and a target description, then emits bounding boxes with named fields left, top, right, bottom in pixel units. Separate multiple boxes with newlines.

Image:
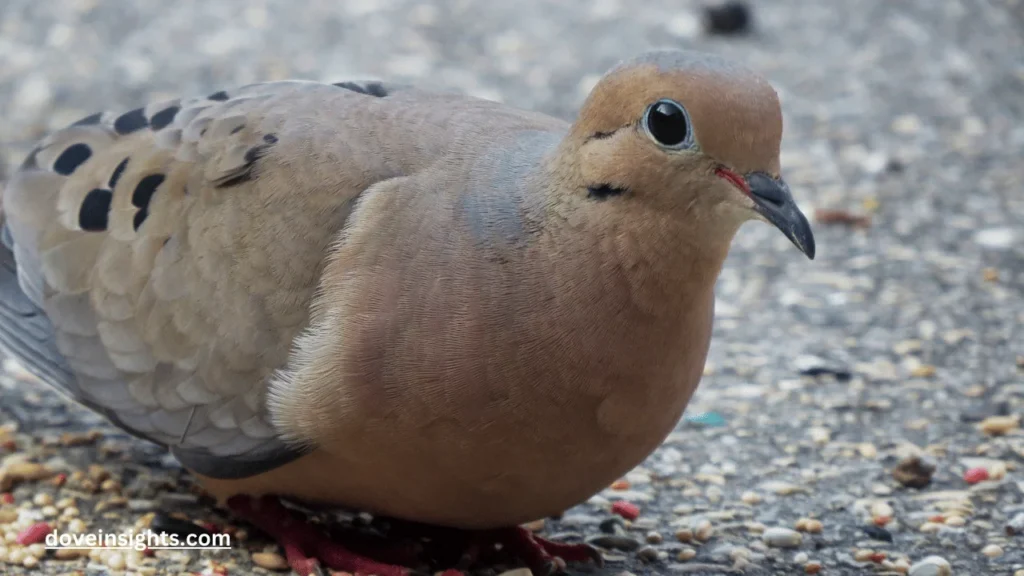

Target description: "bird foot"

left=227, top=495, right=425, bottom=576
left=463, top=527, right=604, bottom=576
left=227, top=495, right=601, bottom=576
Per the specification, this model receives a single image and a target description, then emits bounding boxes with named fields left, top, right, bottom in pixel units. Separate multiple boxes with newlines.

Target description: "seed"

left=854, top=549, right=874, bottom=562
left=964, top=467, right=989, bottom=484
left=16, top=522, right=51, bottom=545
left=252, top=551, right=290, bottom=571
left=611, top=501, right=640, bottom=521
left=54, top=548, right=88, bottom=560
left=26, top=543, right=45, bottom=558
left=978, top=415, right=1020, bottom=436
left=694, top=519, right=714, bottom=541
left=761, top=527, right=802, bottom=548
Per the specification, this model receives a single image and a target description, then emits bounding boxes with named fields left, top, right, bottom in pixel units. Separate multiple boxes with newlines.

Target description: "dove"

left=0, top=49, right=814, bottom=576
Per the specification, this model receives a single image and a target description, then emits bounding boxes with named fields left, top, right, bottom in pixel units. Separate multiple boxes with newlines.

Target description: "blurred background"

left=1, top=0, right=1023, bottom=575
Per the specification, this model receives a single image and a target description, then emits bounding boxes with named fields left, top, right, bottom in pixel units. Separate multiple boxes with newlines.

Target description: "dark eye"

left=643, top=99, right=693, bottom=150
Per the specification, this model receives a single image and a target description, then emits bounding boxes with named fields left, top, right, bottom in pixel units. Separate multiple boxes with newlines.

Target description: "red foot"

left=227, top=495, right=600, bottom=576
left=458, top=527, right=602, bottom=576
left=228, top=495, right=422, bottom=576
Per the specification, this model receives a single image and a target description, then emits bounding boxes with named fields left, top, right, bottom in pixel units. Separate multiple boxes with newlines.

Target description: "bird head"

left=568, top=49, right=815, bottom=260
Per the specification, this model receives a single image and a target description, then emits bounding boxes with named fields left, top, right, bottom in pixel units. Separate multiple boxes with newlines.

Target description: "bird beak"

left=743, top=172, right=816, bottom=260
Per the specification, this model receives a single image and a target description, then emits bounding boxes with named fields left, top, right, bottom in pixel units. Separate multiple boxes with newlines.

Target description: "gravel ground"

left=1, top=0, right=1024, bottom=575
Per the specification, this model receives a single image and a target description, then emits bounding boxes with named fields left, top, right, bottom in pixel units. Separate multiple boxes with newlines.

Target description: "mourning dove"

left=0, top=49, right=814, bottom=575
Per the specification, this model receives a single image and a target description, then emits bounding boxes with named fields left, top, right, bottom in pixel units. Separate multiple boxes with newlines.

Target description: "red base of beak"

left=715, top=167, right=751, bottom=196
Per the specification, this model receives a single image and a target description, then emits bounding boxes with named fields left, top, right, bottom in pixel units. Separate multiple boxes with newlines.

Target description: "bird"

left=0, top=49, right=814, bottom=576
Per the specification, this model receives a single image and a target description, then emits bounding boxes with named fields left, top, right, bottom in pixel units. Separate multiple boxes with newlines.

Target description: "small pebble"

left=252, top=551, right=290, bottom=571
left=892, top=454, right=936, bottom=488
left=793, top=552, right=809, bottom=563
left=636, top=545, right=659, bottom=562
left=944, top=515, right=965, bottom=527
left=677, top=547, right=697, bottom=561
left=106, top=551, right=126, bottom=570
left=804, top=561, right=822, bottom=574
left=31, top=494, right=52, bottom=507
left=861, top=525, right=893, bottom=542
left=981, top=544, right=1003, bottom=558
left=794, top=518, right=822, bottom=533
left=761, top=527, right=802, bottom=548
left=702, top=0, right=751, bottom=35
left=740, top=491, right=762, bottom=505
left=22, top=555, right=39, bottom=569
left=908, top=555, right=952, bottom=576
left=919, top=521, right=942, bottom=534
left=675, top=528, right=693, bottom=543
left=1005, top=512, right=1024, bottom=535
left=645, top=531, right=662, bottom=544
left=586, top=534, right=641, bottom=552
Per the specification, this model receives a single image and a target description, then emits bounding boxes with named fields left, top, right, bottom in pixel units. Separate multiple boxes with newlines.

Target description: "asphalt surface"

left=1, top=0, right=1023, bottom=575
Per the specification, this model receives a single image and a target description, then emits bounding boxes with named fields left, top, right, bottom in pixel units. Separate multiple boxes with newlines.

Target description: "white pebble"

left=981, top=544, right=1003, bottom=558
left=13, top=74, right=53, bottom=114
left=974, top=228, right=1017, bottom=250
left=665, top=13, right=700, bottom=38
left=106, top=551, right=126, bottom=570
left=761, top=527, right=803, bottom=549
left=908, top=555, right=952, bottom=576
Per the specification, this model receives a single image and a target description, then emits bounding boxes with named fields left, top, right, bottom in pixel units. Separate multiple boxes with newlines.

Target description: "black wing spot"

left=133, top=207, right=149, bottom=231
left=132, top=174, right=166, bottom=209
left=109, top=157, right=130, bottom=190
left=214, top=142, right=274, bottom=188
left=52, top=143, right=93, bottom=175
left=333, top=81, right=388, bottom=97
left=207, top=90, right=230, bottom=101
left=114, top=107, right=148, bottom=135
left=364, top=82, right=388, bottom=97
left=71, top=112, right=104, bottom=127
left=149, top=106, right=180, bottom=131
left=78, top=189, right=113, bottom=231
left=587, top=184, right=628, bottom=200
left=263, top=133, right=278, bottom=144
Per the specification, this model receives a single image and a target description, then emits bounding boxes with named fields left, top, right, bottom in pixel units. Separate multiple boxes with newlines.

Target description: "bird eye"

left=643, top=99, right=694, bottom=150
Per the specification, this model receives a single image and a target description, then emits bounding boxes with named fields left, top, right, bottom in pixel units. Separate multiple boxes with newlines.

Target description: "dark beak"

left=745, top=172, right=816, bottom=260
